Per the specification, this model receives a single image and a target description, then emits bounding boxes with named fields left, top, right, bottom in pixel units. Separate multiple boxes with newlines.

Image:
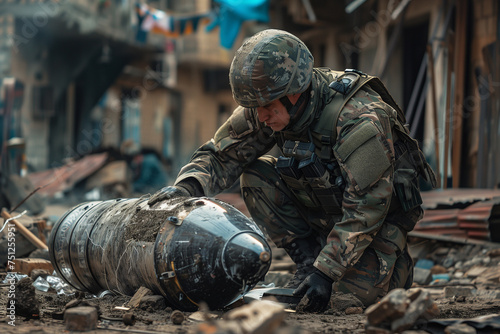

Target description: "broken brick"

left=365, top=289, right=409, bottom=326
left=391, top=289, right=437, bottom=333
left=13, top=258, right=54, bottom=276
left=64, top=306, right=98, bottom=331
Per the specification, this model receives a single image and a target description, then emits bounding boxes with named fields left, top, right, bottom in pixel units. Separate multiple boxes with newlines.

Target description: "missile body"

left=48, top=197, right=272, bottom=311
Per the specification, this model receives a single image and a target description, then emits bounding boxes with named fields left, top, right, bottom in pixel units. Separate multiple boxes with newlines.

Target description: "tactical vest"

left=276, top=69, right=436, bottom=218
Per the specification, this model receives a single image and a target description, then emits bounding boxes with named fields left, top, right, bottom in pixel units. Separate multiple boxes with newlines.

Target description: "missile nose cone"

left=222, top=232, right=272, bottom=286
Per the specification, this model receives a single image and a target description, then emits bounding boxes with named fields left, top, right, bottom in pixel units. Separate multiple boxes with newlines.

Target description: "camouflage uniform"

left=173, top=31, right=433, bottom=306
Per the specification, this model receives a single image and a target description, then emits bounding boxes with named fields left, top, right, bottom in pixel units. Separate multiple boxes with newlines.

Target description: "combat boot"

left=282, top=235, right=323, bottom=289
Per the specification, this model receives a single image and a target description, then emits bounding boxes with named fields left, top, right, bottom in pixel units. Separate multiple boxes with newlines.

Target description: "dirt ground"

left=1, top=201, right=500, bottom=333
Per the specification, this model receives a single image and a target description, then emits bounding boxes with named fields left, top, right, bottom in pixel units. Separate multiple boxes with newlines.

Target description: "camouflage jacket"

left=175, top=68, right=402, bottom=282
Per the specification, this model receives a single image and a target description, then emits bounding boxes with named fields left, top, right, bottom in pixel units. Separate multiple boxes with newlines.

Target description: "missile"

left=48, top=196, right=272, bottom=311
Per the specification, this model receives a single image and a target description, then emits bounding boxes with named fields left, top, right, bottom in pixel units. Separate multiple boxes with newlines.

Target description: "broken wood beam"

left=1, top=209, right=48, bottom=250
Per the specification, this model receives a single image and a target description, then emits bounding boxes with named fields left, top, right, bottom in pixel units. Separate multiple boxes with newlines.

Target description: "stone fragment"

left=430, top=265, right=448, bottom=275
left=413, top=267, right=432, bottom=285
left=14, top=277, right=40, bottom=318
left=345, top=307, right=363, bottom=315
left=139, top=295, right=166, bottom=311
left=64, top=306, right=98, bottom=332
left=29, top=269, right=51, bottom=281
left=391, top=289, right=436, bottom=333
left=444, top=286, right=474, bottom=298
left=444, top=323, right=477, bottom=334
left=225, top=299, right=286, bottom=334
left=365, top=289, right=409, bottom=326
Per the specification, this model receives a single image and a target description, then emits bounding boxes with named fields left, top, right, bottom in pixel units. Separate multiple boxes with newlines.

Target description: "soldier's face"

left=256, top=99, right=290, bottom=131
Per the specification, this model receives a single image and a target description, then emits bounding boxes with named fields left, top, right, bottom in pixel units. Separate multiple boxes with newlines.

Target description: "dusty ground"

left=1, top=242, right=499, bottom=334
left=1, top=201, right=500, bottom=333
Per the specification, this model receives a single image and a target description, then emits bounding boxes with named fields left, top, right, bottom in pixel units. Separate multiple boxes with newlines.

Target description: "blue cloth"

left=206, top=0, right=269, bottom=49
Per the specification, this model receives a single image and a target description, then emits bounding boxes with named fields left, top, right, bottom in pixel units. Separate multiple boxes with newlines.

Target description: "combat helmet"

left=229, top=29, right=314, bottom=108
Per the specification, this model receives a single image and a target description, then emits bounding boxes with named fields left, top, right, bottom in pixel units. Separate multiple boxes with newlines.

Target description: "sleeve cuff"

left=314, top=256, right=346, bottom=282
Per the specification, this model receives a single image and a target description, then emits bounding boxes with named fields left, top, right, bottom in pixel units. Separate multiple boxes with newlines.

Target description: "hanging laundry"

left=135, top=3, right=211, bottom=39
left=206, top=0, right=269, bottom=49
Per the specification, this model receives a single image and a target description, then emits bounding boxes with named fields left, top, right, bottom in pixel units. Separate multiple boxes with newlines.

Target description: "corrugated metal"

left=415, top=190, right=500, bottom=241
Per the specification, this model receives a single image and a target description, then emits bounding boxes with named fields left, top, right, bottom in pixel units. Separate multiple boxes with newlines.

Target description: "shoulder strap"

left=314, top=69, right=405, bottom=143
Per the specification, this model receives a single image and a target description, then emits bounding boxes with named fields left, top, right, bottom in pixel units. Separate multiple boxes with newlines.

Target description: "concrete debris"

left=139, top=295, right=167, bottom=311
left=196, top=299, right=287, bottom=334
left=443, top=286, right=475, bottom=298
left=365, top=288, right=439, bottom=333
left=64, top=306, right=98, bottom=332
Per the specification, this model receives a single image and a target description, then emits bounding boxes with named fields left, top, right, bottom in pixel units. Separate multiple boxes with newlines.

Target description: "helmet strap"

left=280, top=92, right=307, bottom=119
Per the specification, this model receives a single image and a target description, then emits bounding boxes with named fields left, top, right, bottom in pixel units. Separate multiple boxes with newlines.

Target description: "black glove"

left=293, top=270, right=333, bottom=312
left=148, top=185, right=191, bottom=206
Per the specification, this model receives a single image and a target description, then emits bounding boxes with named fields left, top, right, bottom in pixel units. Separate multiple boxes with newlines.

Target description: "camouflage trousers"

left=240, top=155, right=415, bottom=306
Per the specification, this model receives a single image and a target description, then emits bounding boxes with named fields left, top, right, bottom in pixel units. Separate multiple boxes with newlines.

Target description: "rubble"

left=1, top=191, right=500, bottom=333
left=365, top=288, right=439, bottom=332
left=64, top=306, right=98, bottom=332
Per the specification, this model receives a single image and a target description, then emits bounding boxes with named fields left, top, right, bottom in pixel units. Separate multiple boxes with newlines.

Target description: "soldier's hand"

left=148, top=186, right=191, bottom=206
left=293, top=270, right=333, bottom=312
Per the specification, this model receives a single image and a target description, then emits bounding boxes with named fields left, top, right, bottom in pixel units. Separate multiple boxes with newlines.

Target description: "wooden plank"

left=451, top=0, right=468, bottom=188
left=1, top=209, right=47, bottom=250
left=443, top=34, right=454, bottom=189
left=426, top=43, right=442, bottom=188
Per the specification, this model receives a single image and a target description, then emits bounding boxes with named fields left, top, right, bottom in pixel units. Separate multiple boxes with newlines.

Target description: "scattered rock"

left=329, top=292, right=364, bottom=313
left=365, top=288, right=439, bottom=333
left=365, top=289, right=409, bottom=326
left=413, top=268, right=432, bottom=285
left=444, top=323, right=477, bottom=334
left=14, top=277, right=40, bottom=318
left=444, top=286, right=474, bottom=298
left=29, top=269, right=51, bottom=281
left=345, top=307, right=363, bottom=315
left=139, top=295, right=166, bottom=311
left=64, top=306, right=98, bottom=332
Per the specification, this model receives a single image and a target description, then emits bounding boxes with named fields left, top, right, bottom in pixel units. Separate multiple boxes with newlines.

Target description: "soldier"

left=148, top=29, right=436, bottom=312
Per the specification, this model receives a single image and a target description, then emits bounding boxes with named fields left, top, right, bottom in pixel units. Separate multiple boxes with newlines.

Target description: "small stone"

left=139, top=295, right=166, bottom=311
left=444, top=286, right=474, bottom=298
left=430, top=265, right=448, bottom=275
left=444, top=323, right=477, bottom=334
left=365, top=289, right=409, bottom=326
left=413, top=268, right=432, bottom=285
left=64, top=306, right=98, bottom=332
left=345, top=307, right=363, bottom=315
